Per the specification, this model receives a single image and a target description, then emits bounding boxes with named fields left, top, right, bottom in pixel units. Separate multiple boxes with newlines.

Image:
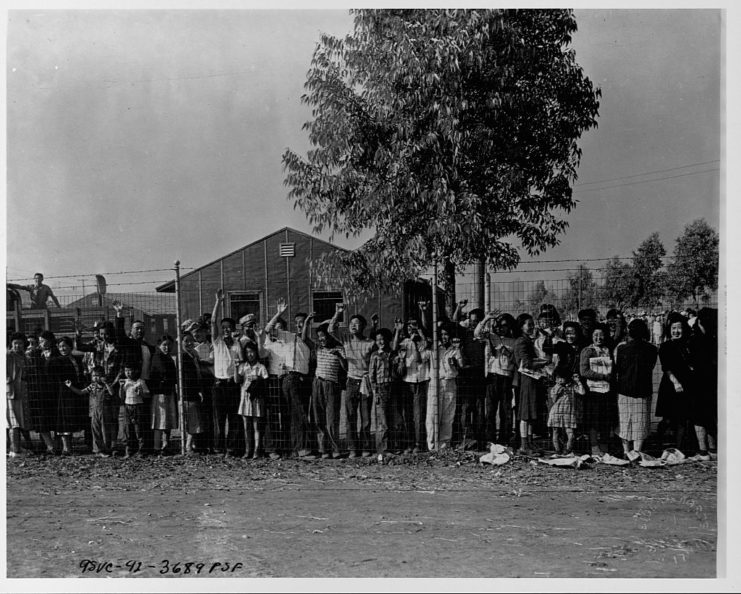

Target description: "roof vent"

left=279, top=243, right=295, bottom=257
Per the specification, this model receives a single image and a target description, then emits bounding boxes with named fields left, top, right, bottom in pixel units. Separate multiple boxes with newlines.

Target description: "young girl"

left=65, top=365, right=117, bottom=457
left=547, top=367, right=585, bottom=455
left=237, top=342, right=269, bottom=459
left=121, top=364, right=150, bottom=458
left=149, top=336, right=179, bottom=456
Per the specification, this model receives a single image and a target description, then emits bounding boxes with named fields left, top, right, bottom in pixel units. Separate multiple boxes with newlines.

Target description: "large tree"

left=600, top=256, right=634, bottom=309
left=665, top=218, right=719, bottom=306
left=630, top=232, right=666, bottom=308
left=283, top=9, right=600, bottom=294
left=558, top=264, right=599, bottom=316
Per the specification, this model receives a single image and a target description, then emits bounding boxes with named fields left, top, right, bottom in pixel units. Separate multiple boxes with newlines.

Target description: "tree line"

left=526, top=219, right=719, bottom=314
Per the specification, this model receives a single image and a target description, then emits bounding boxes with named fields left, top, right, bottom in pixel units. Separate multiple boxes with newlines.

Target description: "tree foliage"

left=558, top=264, right=599, bottom=315
left=527, top=279, right=550, bottom=311
left=665, top=218, right=719, bottom=305
left=600, top=256, right=634, bottom=308
left=283, top=9, right=601, bottom=294
left=630, top=232, right=666, bottom=308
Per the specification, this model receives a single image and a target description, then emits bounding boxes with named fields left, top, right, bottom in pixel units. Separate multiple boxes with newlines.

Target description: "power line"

left=574, top=159, right=720, bottom=186
left=573, top=167, right=719, bottom=193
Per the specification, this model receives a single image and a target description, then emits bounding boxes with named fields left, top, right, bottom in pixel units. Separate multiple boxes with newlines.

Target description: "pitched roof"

left=156, top=226, right=347, bottom=292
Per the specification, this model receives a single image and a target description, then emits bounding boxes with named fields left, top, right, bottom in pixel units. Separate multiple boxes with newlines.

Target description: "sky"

left=5, top=8, right=724, bottom=297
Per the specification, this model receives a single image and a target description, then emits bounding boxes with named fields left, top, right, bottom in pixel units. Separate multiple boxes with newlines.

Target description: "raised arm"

left=391, top=318, right=404, bottom=351
left=301, top=312, right=315, bottom=343
left=211, top=289, right=223, bottom=340
left=264, top=297, right=288, bottom=335
left=327, top=302, right=345, bottom=343
left=474, top=312, right=497, bottom=340
left=418, top=301, right=430, bottom=338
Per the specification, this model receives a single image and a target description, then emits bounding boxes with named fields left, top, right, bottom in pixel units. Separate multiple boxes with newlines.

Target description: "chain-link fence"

left=6, top=267, right=718, bottom=458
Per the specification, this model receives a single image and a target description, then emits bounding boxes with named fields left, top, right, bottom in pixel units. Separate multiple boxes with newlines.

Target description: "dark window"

left=229, top=292, right=262, bottom=324
left=312, top=291, right=343, bottom=324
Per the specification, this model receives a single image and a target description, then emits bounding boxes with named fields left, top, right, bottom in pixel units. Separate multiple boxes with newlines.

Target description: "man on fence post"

left=9, top=273, right=61, bottom=309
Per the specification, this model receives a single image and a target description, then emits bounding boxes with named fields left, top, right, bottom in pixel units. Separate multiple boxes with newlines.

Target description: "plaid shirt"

left=369, top=348, right=394, bottom=385
left=315, top=346, right=345, bottom=384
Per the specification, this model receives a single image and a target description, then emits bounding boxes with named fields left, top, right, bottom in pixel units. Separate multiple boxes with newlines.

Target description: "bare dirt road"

left=7, top=450, right=717, bottom=579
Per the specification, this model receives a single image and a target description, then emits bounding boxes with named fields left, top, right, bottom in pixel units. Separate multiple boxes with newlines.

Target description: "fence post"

left=174, top=260, right=186, bottom=455
left=431, top=259, right=440, bottom=452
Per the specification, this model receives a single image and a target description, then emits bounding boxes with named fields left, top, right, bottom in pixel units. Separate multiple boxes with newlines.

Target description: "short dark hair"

left=9, top=332, right=26, bottom=344
left=350, top=314, right=367, bottom=327
left=34, top=272, right=43, bottom=279
left=57, top=336, right=74, bottom=348
left=627, top=318, right=650, bottom=341
left=578, top=308, right=598, bottom=322
left=295, top=312, right=308, bottom=321
left=157, top=335, right=175, bottom=345
left=374, top=328, right=392, bottom=343
left=274, top=317, right=288, bottom=328
left=220, top=317, right=236, bottom=328
left=516, top=313, right=533, bottom=329
left=40, top=330, right=56, bottom=343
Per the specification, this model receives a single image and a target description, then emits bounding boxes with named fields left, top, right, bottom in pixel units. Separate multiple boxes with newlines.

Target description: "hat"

left=239, top=313, right=256, bottom=326
left=180, top=318, right=201, bottom=332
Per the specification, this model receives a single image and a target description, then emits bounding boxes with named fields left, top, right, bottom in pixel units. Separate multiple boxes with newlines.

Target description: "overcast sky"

left=5, top=8, right=723, bottom=295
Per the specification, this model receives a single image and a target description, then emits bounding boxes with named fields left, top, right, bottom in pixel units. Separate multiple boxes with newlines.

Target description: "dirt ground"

left=6, top=449, right=717, bottom=579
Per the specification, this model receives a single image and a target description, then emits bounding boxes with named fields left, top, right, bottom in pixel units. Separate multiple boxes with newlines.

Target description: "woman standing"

left=614, top=319, right=658, bottom=457
left=689, top=308, right=718, bottom=460
left=180, top=332, right=204, bottom=454
left=579, top=324, right=615, bottom=456
left=513, top=313, right=549, bottom=455
left=7, top=333, right=32, bottom=457
left=656, top=313, right=694, bottom=449
left=55, top=336, right=87, bottom=455
left=149, top=336, right=179, bottom=456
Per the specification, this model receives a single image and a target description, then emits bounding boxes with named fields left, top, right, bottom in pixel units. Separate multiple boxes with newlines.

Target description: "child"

left=237, top=342, right=269, bottom=459
left=65, top=365, right=118, bottom=457
left=547, top=368, right=585, bottom=455
left=120, top=364, right=149, bottom=458
left=369, top=328, right=395, bottom=459
left=149, top=336, right=179, bottom=456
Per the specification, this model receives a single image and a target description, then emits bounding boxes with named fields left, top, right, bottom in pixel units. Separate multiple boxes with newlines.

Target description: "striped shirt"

left=369, top=349, right=394, bottom=385
left=315, top=346, right=346, bottom=384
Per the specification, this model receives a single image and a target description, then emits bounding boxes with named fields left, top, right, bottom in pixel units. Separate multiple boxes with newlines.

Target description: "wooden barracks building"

left=156, top=227, right=441, bottom=329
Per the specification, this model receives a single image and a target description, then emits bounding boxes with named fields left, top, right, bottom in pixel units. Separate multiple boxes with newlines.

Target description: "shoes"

left=297, top=449, right=312, bottom=457
left=412, top=446, right=420, bottom=454
left=97, top=452, right=111, bottom=458
left=688, top=452, right=711, bottom=462
left=403, top=448, right=412, bottom=454
left=8, top=451, right=25, bottom=458
left=348, top=451, right=358, bottom=459
left=516, top=447, right=532, bottom=457
left=332, top=452, right=342, bottom=459
left=321, top=453, right=330, bottom=459
left=361, top=451, right=372, bottom=458
left=377, top=454, right=384, bottom=463
left=268, top=452, right=281, bottom=461
left=252, top=452, right=262, bottom=460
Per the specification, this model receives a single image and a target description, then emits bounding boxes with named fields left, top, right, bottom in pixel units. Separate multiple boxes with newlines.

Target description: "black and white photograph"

left=3, top=1, right=737, bottom=590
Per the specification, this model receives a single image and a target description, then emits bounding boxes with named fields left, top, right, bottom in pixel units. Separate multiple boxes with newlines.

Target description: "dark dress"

left=688, top=331, right=717, bottom=431
left=514, top=334, right=543, bottom=423
left=656, top=338, right=694, bottom=423
left=553, top=341, right=581, bottom=377
left=56, top=354, right=88, bottom=433
left=27, top=349, right=61, bottom=433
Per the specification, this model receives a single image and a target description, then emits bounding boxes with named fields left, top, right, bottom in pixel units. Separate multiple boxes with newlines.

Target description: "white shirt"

left=263, top=336, right=287, bottom=376
left=401, top=338, right=430, bottom=383
left=212, top=336, right=242, bottom=380
left=283, top=332, right=311, bottom=375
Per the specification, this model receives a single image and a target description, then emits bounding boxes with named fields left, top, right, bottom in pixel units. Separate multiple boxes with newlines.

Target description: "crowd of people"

left=6, top=290, right=719, bottom=464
